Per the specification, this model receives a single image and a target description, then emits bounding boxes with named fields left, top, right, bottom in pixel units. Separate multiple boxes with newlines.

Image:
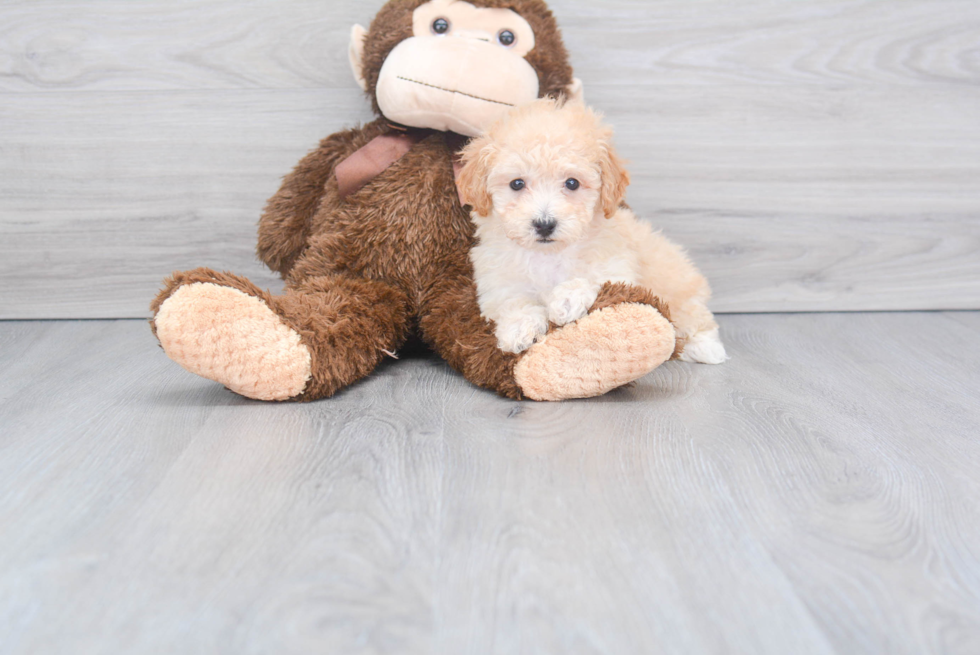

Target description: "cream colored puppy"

left=457, top=98, right=728, bottom=364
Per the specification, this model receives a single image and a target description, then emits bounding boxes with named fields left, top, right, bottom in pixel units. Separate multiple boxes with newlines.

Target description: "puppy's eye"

left=565, top=178, right=581, bottom=191
left=432, top=18, right=450, bottom=34
left=510, top=179, right=526, bottom=191
left=498, top=30, right=516, bottom=47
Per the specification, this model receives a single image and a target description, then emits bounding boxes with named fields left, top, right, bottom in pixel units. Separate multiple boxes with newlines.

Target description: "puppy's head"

left=458, top=97, right=629, bottom=250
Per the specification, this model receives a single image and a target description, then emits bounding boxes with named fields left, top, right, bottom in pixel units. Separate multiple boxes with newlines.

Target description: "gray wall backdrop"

left=1, top=0, right=978, bottom=319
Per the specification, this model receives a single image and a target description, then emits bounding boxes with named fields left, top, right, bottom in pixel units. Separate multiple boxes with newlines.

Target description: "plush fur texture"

left=151, top=0, right=679, bottom=402
left=514, top=281, right=677, bottom=400
left=367, top=1, right=545, bottom=136
left=459, top=99, right=728, bottom=362
left=360, top=0, right=574, bottom=117
left=154, top=282, right=312, bottom=401
left=153, top=267, right=411, bottom=401
left=515, top=300, right=676, bottom=401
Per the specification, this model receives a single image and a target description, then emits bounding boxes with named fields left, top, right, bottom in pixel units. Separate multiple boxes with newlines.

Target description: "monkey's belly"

left=313, top=197, right=474, bottom=309
left=318, top=139, right=474, bottom=305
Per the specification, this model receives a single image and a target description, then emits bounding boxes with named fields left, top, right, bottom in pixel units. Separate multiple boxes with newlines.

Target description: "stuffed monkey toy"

left=150, top=0, right=678, bottom=402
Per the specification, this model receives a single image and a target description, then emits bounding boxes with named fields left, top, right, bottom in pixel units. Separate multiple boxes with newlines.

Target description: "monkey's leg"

left=151, top=268, right=410, bottom=402
left=515, top=283, right=678, bottom=401
left=420, top=278, right=677, bottom=401
left=418, top=277, right=525, bottom=400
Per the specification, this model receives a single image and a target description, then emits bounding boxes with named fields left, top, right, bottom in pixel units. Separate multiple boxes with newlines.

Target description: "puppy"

left=457, top=98, right=728, bottom=365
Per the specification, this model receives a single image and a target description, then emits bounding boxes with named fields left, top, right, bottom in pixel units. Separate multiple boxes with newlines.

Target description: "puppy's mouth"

left=536, top=238, right=556, bottom=244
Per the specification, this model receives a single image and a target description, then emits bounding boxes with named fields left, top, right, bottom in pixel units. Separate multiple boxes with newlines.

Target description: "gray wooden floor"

left=2, top=313, right=979, bottom=654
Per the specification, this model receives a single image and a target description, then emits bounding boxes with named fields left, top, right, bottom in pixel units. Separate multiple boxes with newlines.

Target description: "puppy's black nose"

left=533, top=219, right=557, bottom=238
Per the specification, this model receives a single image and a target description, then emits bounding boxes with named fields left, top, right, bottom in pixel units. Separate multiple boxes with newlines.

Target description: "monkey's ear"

left=457, top=138, right=497, bottom=217
left=599, top=140, right=630, bottom=219
left=565, top=78, right=586, bottom=106
left=349, top=24, right=368, bottom=92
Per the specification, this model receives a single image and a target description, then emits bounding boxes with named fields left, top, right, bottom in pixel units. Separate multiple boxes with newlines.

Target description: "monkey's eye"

left=432, top=18, right=450, bottom=34
left=510, top=179, right=526, bottom=191
left=565, top=178, right=581, bottom=191
left=498, top=30, right=516, bottom=47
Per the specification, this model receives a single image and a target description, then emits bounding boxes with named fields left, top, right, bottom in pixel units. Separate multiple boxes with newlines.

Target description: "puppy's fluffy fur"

left=457, top=98, right=727, bottom=364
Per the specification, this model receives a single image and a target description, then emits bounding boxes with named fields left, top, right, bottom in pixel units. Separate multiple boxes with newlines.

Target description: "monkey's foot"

left=152, top=271, right=312, bottom=401
left=514, top=298, right=675, bottom=402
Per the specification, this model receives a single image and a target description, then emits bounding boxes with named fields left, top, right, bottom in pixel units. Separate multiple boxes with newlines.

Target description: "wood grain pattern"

left=1, top=0, right=979, bottom=318
left=2, top=0, right=977, bottom=91
left=1, top=314, right=979, bottom=653
left=563, top=0, right=980, bottom=87
left=0, top=0, right=365, bottom=92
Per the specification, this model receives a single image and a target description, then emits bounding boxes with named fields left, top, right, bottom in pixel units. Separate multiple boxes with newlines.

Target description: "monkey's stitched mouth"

left=397, top=77, right=514, bottom=107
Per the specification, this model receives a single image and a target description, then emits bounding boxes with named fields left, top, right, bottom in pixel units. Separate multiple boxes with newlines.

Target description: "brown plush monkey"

left=150, top=0, right=677, bottom=402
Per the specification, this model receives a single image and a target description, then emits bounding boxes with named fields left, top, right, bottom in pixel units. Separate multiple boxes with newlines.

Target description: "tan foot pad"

left=154, top=283, right=312, bottom=401
left=514, top=303, right=676, bottom=402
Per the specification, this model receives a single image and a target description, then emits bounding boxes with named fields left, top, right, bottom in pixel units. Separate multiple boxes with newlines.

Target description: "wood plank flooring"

left=1, top=313, right=979, bottom=654
left=2, top=0, right=979, bottom=318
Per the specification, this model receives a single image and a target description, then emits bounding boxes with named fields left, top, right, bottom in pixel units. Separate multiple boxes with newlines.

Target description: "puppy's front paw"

left=679, top=328, right=729, bottom=365
left=496, top=306, right=549, bottom=354
left=548, top=279, right=600, bottom=326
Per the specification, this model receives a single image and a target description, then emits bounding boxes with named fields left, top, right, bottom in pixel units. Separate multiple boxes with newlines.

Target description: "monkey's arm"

left=257, top=119, right=389, bottom=277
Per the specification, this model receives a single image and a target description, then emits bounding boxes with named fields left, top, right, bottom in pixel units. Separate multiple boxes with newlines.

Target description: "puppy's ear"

left=599, top=137, right=630, bottom=219
left=457, top=136, right=497, bottom=216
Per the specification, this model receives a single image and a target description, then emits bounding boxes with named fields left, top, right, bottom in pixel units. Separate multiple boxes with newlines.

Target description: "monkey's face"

left=352, top=0, right=545, bottom=137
